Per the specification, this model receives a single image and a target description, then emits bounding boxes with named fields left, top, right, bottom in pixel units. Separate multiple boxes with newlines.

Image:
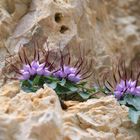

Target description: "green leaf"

left=77, top=81, right=87, bottom=86
left=32, top=75, right=41, bottom=85
left=55, top=84, right=70, bottom=94
left=29, top=87, right=39, bottom=92
left=21, top=80, right=32, bottom=87
left=101, top=87, right=111, bottom=95
left=119, top=100, right=127, bottom=105
left=124, top=95, right=140, bottom=111
left=129, top=108, right=140, bottom=124
left=65, top=80, right=78, bottom=92
left=47, top=82, right=57, bottom=89
left=21, top=86, right=31, bottom=93
left=85, top=88, right=96, bottom=94
left=78, top=92, right=90, bottom=100
left=59, top=78, right=66, bottom=86
left=90, top=88, right=96, bottom=92
left=69, top=86, right=78, bottom=92
left=46, top=76, right=59, bottom=82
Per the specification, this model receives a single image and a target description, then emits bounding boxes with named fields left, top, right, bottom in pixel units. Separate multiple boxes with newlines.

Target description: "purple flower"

left=19, top=71, right=30, bottom=80
left=53, top=65, right=81, bottom=83
left=19, top=61, right=51, bottom=80
left=114, top=79, right=140, bottom=100
left=43, top=68, right=51, bottom=76
left=68, top=73, right=81, bottom=83
left=31, top=61, right=40, bottom=69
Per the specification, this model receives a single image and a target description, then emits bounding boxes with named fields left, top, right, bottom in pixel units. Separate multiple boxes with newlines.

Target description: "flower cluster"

left=5, top=40, right=95, bottom=105
left=101, top=61, right=140, bottom=125
left=114, top=79, right=140, bottom=99
left=53, top=65, right=81, bottom=83
left=19, top=61, right=51, bottom=80
left=102, top=61, right=140, bottom=100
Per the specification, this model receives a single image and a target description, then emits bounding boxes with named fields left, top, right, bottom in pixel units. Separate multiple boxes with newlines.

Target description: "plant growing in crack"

left=48, top=48, right=96, bottom=101
left=4, top=40, right=98, bottom=109
left=101, top=61, right=140, bottom=125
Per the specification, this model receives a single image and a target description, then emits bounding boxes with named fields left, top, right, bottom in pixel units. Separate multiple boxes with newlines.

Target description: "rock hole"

left=55, top=13, right=63, bottom=23
left=60, top=100, right=67, bottom=110
left=50, top=98, right=55, bottom=104
left=64, top=136, right=71, bottom=140
left=60, top=25, right=69, bottom=34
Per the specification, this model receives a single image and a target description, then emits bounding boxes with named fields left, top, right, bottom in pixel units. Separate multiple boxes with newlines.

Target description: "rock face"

left=110, top=0, right=140, bottom=64
left=64, top=97, right=140, bottom=140
left=0, top=0, right=31, bottom=68
left=0, top=81, right=63, bottom=140
left=0, top=81, right=139, bottom=140
left=0, top=0, right=140, bottom=139
left=0, top=0, right=125, bottom=71
left=0, top=0, right=140, bottom=70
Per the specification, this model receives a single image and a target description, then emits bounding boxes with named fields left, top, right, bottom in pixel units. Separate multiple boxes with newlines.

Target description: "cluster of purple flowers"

left=114, top=79, right=140, bottom=99
left=19, top=61, right=51, bottom=80
left=53, top=65, right=81, bottom=83
left=19, top=61, right=81, bottom=83
left=12, top=41, right=93, bottom=84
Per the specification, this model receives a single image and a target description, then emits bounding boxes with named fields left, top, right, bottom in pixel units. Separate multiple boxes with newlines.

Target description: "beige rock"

left=0, top=0, right=31, bottom=68
left=116, top=16, right=136, bottom=25
left=111, top=0, right=140, bottom=63
left=0, top=82, right=63, bottom=140
left=0, top=82, right=139, bottom=140
left=63, top=96, right=140, bottom=140
left=0, top=1, right=140, bottom=139
left=0, top=0, right=140, bottom=70
left=0, top=0, right=125, bottom=72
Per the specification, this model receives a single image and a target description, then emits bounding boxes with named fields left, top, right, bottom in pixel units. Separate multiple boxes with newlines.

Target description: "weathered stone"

left=0, top=82, right=139, bottom=140
left=0, top=1, right=140, bottom=139
left=111, top=0, right=140, bottom=64
left=0, top=0, right=124, bottom=72
left=0, top=82, right=63, bottom=140
left=63, top=96, right=140, bottom=140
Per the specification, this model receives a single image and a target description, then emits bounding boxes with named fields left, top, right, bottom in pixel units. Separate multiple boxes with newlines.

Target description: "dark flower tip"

left=4, top=39, right=94, bottom=84
left=4, top=39, right=57, bottom=81
left=52, top=46, right=93, bottom=83
left=102, top=60, right=140, bottom=99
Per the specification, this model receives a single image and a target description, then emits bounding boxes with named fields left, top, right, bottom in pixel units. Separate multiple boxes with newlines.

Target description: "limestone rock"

left=63, top=96, right=140, bottom=140
left=0, top=0, right=31, bottom=68
left=0, top=82, right=63, bottom=140
left=0, top=0, right=140, bottom=70
left=0, top=0, right=124, bottom=72
left=111, top=0, right=140, bottom=63
left=0, top=82, right=139, bottom=140
left=0, top=1, right=140, bottom=139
